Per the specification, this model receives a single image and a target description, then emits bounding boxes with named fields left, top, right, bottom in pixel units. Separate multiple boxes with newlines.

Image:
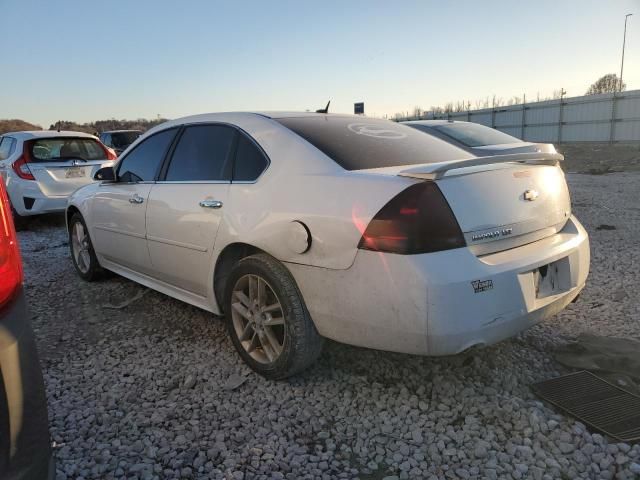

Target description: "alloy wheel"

left=71, top=221, right=91, bottom=274
left=230, top=274, right=286, bottom=364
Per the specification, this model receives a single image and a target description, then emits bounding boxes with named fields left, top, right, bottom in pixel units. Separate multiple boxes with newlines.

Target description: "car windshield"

left=419, top=122, right=522, bottom=147
left=30, top=137, right=107, bottom=162
left=110, top=131, right=141, bottom=148
left=275, top=116, right=471, bottom=170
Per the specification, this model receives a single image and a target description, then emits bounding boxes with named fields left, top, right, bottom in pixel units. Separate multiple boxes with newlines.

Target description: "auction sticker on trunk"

left=471, top=279, right=493, bottom=293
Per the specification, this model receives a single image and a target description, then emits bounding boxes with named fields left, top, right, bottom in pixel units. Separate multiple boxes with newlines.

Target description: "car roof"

left=402, top=120, right=467, bottom=126
left=101, top=129, right=142, bottom=134
left=0, top=130, right=97, bottom=140
left=150, top=111, right=388, bottom=132
left=160, top=111, right=373, bottom=125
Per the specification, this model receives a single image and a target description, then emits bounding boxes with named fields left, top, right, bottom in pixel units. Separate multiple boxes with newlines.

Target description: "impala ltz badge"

left=523, top=189, right=539, bottom=201
left=471, top=227, right=513, bottom=242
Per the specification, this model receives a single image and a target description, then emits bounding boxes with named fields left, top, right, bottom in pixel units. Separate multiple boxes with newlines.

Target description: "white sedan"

left=66, top=112, right=590, bottom=379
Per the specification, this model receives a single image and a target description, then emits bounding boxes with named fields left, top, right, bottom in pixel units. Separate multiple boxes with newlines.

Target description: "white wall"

left=399, top=90, right=640, bottom=143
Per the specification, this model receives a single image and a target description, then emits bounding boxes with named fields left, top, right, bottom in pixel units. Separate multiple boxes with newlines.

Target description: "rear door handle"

left=129, top=194, right=144, bottom=204
left=199, top=199, right=223, bottom=209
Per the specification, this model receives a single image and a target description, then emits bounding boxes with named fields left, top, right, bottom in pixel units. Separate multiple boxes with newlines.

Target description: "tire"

left=10, top=204, right=29, bottom=231
left=224, top=253, right=324, bottom=379
left=68, top=213, right=103, bottom=281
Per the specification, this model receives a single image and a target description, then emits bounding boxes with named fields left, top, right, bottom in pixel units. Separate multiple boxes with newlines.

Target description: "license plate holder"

left=534, top=260, right=563, bottom=298
left=65, top=167, right=86, bottom=179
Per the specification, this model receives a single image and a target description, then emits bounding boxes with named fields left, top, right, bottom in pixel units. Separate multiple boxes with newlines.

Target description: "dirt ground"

left=557, top=143, right=640, bottom=174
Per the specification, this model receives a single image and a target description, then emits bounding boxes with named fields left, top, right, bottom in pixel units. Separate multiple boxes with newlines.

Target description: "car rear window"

left=275, top=116, right=471, bottom=170
left=417, top=122, right=522, bottom=147
left=110, top=131, right=141, bottom=149
left=30, top=137, right=107, bottom=162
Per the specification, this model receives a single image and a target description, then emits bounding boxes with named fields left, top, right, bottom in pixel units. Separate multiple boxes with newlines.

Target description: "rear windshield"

left=111, top=131, right=141, bottom=148
left=275, top=116, right=471, bottom=170
left=413, top=122, right=522, bottom=147
left=30, top=137, right=107, bottom=162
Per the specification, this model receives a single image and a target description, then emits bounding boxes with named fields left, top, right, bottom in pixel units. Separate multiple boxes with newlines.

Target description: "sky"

left=1, top=0, right=639, bottom=127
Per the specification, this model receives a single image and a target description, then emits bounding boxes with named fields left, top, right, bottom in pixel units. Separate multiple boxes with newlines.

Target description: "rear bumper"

left=288, top=215, right=590, bottom=356
left=5, top=174, right=68, bottom=216
left=0, top=288, right=53, bottom=480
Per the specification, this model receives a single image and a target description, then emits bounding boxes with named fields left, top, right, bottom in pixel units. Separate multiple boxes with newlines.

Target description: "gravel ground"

left=21, top=172, right=640, bottom=480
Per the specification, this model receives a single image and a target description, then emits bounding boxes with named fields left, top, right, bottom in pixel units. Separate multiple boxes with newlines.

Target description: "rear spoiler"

left=398, top=152, right=564, bottom=180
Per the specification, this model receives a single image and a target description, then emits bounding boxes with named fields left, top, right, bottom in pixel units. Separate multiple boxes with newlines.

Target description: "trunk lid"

left=436, top=164, right=571, bottom=254
left=395, top=153, right=571, bottom=254
left=30, top=160, right=114, bottom=196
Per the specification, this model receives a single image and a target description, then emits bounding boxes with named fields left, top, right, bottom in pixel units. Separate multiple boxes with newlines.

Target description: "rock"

left=224, top=373, right=247, bottom=390
left=474, top=445, right=488, bottom=458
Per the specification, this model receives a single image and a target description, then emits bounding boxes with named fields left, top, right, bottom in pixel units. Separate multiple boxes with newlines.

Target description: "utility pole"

left=558, top=88, right=567, bottom=144
left=620, top=14, right=633, bottom=92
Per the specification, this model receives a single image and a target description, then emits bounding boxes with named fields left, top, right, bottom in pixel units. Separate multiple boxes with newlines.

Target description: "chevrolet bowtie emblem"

left=523, top=189, right=539, bottom=201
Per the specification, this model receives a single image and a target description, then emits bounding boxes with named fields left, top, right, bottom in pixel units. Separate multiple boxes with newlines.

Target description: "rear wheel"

left=69, top=213, right=103, bottom=281
left=224, top=253, right=324, bottom=379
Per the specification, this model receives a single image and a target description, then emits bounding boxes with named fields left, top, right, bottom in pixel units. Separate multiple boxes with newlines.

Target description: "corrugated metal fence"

left=395, top=89, right=640, bottom=143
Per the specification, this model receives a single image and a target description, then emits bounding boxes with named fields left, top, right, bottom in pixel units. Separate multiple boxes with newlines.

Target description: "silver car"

left=403, top=120, right=557, bottom=156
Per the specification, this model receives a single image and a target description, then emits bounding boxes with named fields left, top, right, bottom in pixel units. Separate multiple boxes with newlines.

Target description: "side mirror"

left=94, top=166, right=115, bottom=181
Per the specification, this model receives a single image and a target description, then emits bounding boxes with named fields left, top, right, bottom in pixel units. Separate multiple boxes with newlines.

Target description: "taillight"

left=105, top=146, right=117, bottom=160
left=12, top=145, right=35, bottom=180
left=358, top=182, right=466, bottom=254
left=0, top=182, right=23, bottom=308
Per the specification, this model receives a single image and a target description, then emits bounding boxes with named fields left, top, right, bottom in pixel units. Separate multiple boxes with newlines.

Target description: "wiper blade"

left=52, top=156, right=88, bottom=162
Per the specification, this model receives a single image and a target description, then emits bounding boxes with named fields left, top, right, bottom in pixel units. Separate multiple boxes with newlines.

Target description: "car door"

left=145, top=124, right=236, bottom=296
left=90, top=128, right=178, bottom=275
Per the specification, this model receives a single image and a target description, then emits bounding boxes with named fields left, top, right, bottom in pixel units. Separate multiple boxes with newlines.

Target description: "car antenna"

left=315, top=100, right=330, bottom=114
left=57, top=121, right=61, bottom=132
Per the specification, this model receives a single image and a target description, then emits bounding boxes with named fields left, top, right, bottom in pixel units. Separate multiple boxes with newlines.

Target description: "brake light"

left=105, top=146, right=117, bottom=160
left=358, top=182, right=466, bottom=254
left=0, top=182, right=23, bottom=308
left=12, top=148, right=35, bottom=180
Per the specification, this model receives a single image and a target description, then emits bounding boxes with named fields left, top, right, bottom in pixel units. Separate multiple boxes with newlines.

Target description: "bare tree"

left=413, top=106, right=423, bottom=119
left=586, top=73, right=626, bottom=95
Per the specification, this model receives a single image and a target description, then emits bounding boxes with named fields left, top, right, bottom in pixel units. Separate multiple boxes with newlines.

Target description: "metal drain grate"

left=532, top=370, right=640, bottom=442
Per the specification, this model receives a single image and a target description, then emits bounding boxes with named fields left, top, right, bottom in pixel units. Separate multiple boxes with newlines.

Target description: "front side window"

left=100, top=133, right=112, bottom=147
left=118, top=128, right=177, bottom=182
left=30, top=137, right=107, bottom=162
left=165, top=125, right=235, bottom=182
left=233, top=133, right=268, bottom=181
left=0, top=137, right=16, bottom=160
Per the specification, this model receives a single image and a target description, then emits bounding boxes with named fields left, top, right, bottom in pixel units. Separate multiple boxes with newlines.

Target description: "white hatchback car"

left=0, top=131, right=116, bottom=229
left=67, top=112, right=590, bottom=378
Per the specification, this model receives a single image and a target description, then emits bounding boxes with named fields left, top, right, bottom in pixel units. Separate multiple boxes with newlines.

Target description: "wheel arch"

left=66, top=205, right=81, bottom=231
left=213, top=242, right=267, bottom=312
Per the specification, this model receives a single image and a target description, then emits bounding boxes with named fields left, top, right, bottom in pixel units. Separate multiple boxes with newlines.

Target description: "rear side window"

left=100, top=133, right=111, bottom=146
left=275, top=116, right=471, bottom=170
left=118, top=128, right=177, bottom=182
left=30, top=137, right=106, bottom=162
left=233, top=133, right=268, bottom=181
left=424, top=123, right=522, bottom=147
left=165, top=125, right=235, bottom=182
left=0, top=137, right=16, bottom=160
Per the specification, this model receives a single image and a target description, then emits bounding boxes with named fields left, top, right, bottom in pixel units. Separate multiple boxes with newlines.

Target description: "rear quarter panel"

left=213, top=115, right=416, bottom=270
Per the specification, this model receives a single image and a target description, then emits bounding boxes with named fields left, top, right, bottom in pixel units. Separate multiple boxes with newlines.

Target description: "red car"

left=0, top=180, right=53, bottom=478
